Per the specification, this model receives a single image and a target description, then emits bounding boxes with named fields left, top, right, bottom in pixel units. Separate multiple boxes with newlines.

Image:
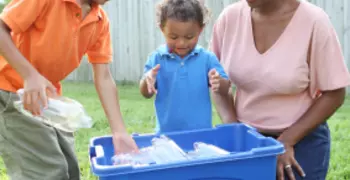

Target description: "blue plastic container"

left=89, top=123, right=284, bottom=180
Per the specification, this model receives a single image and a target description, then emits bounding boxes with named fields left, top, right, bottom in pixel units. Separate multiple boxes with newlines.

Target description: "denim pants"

left=265, top=122, right=331, bottom=180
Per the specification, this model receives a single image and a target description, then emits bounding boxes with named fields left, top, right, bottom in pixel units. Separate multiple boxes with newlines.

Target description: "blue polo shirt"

left=143, top=44, right=228, bottom=134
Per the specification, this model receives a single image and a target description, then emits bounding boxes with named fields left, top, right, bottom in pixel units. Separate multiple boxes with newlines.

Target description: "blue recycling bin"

left=89, top=123, right=284, bottom=180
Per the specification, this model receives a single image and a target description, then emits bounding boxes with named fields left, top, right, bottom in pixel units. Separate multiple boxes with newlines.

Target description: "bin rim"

left=88, top=123, right=285, bottom=176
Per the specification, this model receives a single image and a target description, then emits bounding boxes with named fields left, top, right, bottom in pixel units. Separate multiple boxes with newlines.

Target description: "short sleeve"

left=208, top=53, right=228, bottom=80
left=309, top=12, right=350, bottom=97
left=0, top=0, right=48, bottom=33
left=87, top=17, right=113, bottom=64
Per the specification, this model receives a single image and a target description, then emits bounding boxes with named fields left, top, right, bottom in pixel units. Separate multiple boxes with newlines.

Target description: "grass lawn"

left=0, top=81, right=350, bottom=180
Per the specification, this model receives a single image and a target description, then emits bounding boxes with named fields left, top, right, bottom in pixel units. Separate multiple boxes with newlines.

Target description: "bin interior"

left=90, top=123, right=281, bottom=167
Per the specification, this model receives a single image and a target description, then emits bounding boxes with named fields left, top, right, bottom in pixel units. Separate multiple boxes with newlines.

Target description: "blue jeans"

left=293, top=122, right=330, bottom=180
left=264, top=122, right=331, bottom=180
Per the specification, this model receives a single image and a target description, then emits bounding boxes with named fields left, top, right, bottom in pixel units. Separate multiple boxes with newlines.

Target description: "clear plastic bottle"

left=112, top=135, right=189, bottom=166
left=112, top=147, right=155, bottom=166
left=13, top=89, right=93, bottom=132
left=149, top=135, right=188, bottom=164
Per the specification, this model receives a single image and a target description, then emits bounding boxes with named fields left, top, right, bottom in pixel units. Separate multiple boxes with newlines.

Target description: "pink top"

left=209, top=0, right=350, bottom=133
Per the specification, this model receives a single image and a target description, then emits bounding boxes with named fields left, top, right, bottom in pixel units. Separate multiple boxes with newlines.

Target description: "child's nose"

left=177, top=39, right=186, bottom=46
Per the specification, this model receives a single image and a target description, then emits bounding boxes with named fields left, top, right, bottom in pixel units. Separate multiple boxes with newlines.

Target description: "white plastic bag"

left=13, top=89, right=93, bottom=132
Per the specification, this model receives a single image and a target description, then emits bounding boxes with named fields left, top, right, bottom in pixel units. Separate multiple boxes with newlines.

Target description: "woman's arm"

left=278, top=88, right=345, bottom=146
left=208, top=54, right=237, bottom=124
left=276, top=88, right=345, bottom=179
left=280, top=11, right=350, bottom=144
left=212, top=87, right=237, bottom=124
left=277, top=11, right=350, bottom=180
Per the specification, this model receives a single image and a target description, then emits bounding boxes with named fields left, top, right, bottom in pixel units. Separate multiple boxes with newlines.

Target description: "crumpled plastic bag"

left=112, top=135, right=189, bottom=166
left=111, top=135, right=230, bottom=167
left=13, top=89, right=93, bottom=132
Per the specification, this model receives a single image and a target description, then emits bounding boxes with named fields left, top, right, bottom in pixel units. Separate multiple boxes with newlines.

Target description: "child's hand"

left=112, top=132, right=139, bottom=155
left=23, top=73, right=57, bottom=116
left=209, top=68, right=221, bottom=92
left=145, top=64, right=160, bottom=94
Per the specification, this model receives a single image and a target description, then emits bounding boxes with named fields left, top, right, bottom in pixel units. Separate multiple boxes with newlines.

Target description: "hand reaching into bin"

left=113, top=132, right=139, bottom=155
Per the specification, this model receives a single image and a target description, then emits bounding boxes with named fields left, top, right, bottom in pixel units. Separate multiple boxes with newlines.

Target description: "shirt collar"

left=62, top=0, right=103, bottom=20
left=158, top=44, right=202, bottom=57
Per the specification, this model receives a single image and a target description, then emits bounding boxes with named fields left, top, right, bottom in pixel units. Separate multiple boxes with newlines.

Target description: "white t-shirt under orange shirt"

left=209, top=0, right=350, bottom=133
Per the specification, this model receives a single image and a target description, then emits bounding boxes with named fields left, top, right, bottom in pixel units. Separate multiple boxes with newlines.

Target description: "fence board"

left=67, top=0, right=350, bottom=93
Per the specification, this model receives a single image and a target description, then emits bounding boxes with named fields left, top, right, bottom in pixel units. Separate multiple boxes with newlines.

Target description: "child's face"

left=92, top=0, right=109, bottom=5
left=161, top=19, right=203, bottom=57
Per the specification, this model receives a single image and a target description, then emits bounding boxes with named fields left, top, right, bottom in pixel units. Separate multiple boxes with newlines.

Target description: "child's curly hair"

left=156, top=0, right=211, bottom=28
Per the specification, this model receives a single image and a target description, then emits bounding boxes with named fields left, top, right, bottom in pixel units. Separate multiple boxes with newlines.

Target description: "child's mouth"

left=176, top=48, right=188, bottom=51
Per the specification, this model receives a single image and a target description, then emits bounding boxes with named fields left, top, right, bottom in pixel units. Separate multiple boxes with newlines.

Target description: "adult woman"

left=209, top=0, right=350, bottom=179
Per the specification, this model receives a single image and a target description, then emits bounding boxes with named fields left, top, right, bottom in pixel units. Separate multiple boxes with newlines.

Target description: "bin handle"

left=89, top=146, right=96, bottom=159
left=89, top=145, right=104, bottom=159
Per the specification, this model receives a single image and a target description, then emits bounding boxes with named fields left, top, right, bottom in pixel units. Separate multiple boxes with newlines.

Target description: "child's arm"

left=0, top=20, right=37, bottom=79
left=86, top=16, right=138, bottom=154
left=92, top=64, right=138, bottom=153
left=139, top=53, right=160, bottom=98
left=208, top=53, right=237, bottom=123
left=0, top=0, right=56, bottom=115
left=0, top=0, right=48, bottom=78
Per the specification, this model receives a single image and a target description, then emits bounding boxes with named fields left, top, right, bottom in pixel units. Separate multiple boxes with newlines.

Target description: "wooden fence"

left=66, top=0, right=350, bottom=86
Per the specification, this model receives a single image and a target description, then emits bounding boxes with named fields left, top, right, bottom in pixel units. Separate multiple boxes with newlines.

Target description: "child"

left=140, top=0, right=232, bottom=134
left=0, top=0, right=137, bottom=179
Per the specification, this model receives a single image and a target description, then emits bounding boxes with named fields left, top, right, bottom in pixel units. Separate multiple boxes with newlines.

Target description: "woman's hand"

left=277, top=143, right=306, bottom=180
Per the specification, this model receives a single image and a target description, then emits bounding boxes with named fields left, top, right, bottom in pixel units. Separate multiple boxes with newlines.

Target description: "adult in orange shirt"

left=0, top=0, right=138, bottom=179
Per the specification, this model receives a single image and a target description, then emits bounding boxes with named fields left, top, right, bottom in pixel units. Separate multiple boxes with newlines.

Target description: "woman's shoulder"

left=296, top=0, right=337, bottom=44
left=299, top=1, right=332, bottom=27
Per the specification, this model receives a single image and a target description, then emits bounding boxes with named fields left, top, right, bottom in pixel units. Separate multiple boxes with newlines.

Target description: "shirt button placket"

left=74, top=12, right=81, bottom=39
